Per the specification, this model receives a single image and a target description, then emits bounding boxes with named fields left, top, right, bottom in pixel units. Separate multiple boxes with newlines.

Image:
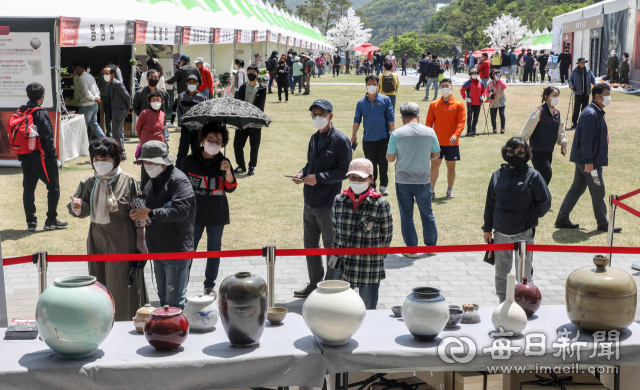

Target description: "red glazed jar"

left=144, top=305, right=189, bottom=350
left=514, top=277, right=542, bottom=317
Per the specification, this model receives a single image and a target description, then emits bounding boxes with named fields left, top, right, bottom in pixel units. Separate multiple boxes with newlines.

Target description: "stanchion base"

left=631, top=262, right=640, bottom=271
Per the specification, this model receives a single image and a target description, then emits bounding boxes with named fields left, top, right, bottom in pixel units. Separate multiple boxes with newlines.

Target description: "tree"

left=483, top=14, right=529, bottom=50
left=379, top=32, right=423, bottom=61
left=270, top=0, right=292, bottom=14
left=297, top=0, right=352, bottom=35
left=296, top=0, right=326, bottom=29
left=326, top=8, right=372, bottom=73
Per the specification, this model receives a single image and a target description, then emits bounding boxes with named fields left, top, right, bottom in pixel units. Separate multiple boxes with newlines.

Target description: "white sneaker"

left=380, top=186, right=389, bottom=196
left=403, top=253, right=419, bottom=258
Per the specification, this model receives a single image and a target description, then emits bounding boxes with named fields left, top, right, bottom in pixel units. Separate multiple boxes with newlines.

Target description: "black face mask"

left=247, top=73, right=257, bottom=81
left=507, top=155, right=525, bottom=168
left=148, top=78, right=159, bottom=87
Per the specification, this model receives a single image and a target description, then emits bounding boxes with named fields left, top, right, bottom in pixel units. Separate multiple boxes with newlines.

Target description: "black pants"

left=531, top=150, right=553, bottom=185
left=539, top=66, right=546, bottom=82
left=490, top=106, right=505, bottom=130
left=333, top=65, right=340, bottom=76
left=560, top=67, right=570, bottom=83
left=177, top=126, right=200, bottom=169
left=401, top=65, right=407, bottom=75
left=523, top=66, right=534, bottom=82
left=362, top=138, right=389, bottom=187
left=466, top=104, right=481, bottom=134
left=572, top=94, right=590, bottom=127
left=415, top=73, right=425, bottom=89
left=234, top=128, right=261, bottom=169
left=20, top=153, right=60, bottom=223
left=277, top=79, right=289, bottom=102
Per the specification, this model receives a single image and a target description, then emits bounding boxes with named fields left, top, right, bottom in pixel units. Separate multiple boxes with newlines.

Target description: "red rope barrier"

left=618, top=188, right=640, bottom=201
left=612, top=199, right=640, bottom=220
left=2, top=256, right=32, bottom=266
left=47, top=249, right=263, bottom=263
left=528, top=244, right=640, bottom=254
left=277, top=244, right=513, bottom=257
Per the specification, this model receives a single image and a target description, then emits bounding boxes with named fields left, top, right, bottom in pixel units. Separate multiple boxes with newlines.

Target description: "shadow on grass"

left=1, top=229, right=48, bottom=241
left=0, top=167, right=22, bottom=176
left=552, top=228, right=604, bottom=244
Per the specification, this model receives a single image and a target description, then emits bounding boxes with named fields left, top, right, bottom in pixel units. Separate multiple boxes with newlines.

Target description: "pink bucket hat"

left=347, top=158, right=374, bottom=178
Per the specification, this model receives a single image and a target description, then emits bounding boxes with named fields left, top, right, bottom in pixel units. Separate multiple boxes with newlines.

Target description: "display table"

left=317, top=305, right=640, bottom=374
left=59, top=114, right=89, bottom=165
left=0, top=313, right=327, bottom=390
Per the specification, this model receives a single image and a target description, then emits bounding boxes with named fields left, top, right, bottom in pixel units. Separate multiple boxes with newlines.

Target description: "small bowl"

left=449, top=304, right=461, bottom=311
left=391, top=306, right=402, bottom=317
left=267, top=307, right=288, bottom=324
left=473, top=304, right=480, bottom=311
left=446, top=309, right=464, bottom=328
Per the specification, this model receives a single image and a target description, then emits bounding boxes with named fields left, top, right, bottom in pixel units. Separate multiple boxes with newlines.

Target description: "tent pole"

left=131, top=43, right=137, bottom=137
left=54, top=18, right=63, bottom=169
left=211, top=43, right=215, bottom=71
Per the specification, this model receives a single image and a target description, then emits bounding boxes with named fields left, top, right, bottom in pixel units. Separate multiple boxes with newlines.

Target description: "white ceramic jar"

left=184, top=293, right=218, bottom=332
left=302, top=280, right=366, bottom=346
left=492, top=273, right=527, bottom=336
left=402, top=287, right=449, bottom=341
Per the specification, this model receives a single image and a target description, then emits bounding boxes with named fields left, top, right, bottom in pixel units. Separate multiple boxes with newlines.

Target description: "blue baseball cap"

left=180, top=54, right=190, bottom=62
left=309, top=99, right=333, bottom=113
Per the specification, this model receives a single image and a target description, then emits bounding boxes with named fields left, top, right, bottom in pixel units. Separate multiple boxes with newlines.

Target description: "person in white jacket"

left=73, top=61, right=105, bottom=139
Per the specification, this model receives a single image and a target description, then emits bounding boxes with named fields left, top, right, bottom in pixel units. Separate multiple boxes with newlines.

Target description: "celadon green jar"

left=35, top=275, right=115, bottom=359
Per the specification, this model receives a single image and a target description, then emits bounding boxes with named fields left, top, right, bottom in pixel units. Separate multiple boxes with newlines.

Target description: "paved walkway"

left=4, top=251, right=640, bottom=320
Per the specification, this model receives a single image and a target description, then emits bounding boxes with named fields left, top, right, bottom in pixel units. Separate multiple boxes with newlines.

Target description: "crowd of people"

left=14, top=42, right=622, bottom=315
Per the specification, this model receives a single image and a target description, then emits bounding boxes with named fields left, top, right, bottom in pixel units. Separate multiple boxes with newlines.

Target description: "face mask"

left=144, top=164, right=164, bottom=178
left=93, top=161, right=114, bottom=176
left=312, top=115, right=329, bottom=130
left=350, top=180, right=370, bottom=194
left=601, top=96, right=611, bottom=107
left=247, top=73, right=257, bottom=81
left=367, top=85, right=377, bottom=94
left=87, top=68, right=91, bottom=73
left=549, top=97, right=559, bottom=107
left=73, top=71, right=78, bottom=76
left=103, top=74, right=111, bottom=82
left=471, top=74, right=478, bottom=79
left=187, top=84, right=197, bottom=92
left=148, top=78, right=159, bottom=87
left=506, top=155, right=525, bottom=168
left=204, top=142, right=221, bottom=156
left=150, top=101, right=162, bottom=110
left=441, top=88, right=451, bottom=97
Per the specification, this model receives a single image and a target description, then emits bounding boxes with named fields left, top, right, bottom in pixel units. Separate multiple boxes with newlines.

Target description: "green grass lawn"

left=1, top=84, right=640, bottom=257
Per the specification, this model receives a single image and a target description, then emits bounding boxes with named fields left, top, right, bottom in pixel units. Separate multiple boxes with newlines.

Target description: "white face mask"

left=441, top=88, right=451, bottom=97
left=312, top=115, right=329, bottom=130
left=150, top=101, right=162, bottom=110
left=103, top=74, right=111, bottom=82
left=350, top=180, right=370, bottom=194
left=204, top=142, right=221, bottom=155
left=471, top=74, right=478, bottom=80
left=367, top=85, right=377, bottom=94
left=187, top=85, right=197, bottom=92
left=93, top=161, right=114, bottom=176
left=549, top=97, right=559, bottom=107
left=601, top=95, right=611, bottom=107
left=144, top=163, right=164, bottom=178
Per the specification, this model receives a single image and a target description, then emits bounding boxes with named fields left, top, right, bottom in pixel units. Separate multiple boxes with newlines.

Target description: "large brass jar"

left=566, top=255, right=637, bottom=331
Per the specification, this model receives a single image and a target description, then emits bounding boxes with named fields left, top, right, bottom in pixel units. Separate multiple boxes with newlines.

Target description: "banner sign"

left=214, top=28, right=235, bottom=44
left=269, top=31, right=279, bottom=43
left=237, top=30, right=252, bottom=44
left=182, top=26, right=214, bottom=45
left=279, top=34, right=286, bottom=44
left=59, top=17, right=135, bottom=47
left=254, top=30, right=267, bottom=42
left=135, top=21, right=181, bottom=45
left=562, top=15, right=603, bottom=33
left=287, top=36, right=293, bottom=46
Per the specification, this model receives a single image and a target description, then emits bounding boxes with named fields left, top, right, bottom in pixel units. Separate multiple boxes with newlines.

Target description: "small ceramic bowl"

left=449, top=304, right=461, bottom=311
left=446, top=309, right=464, bottom=328
left=473, top=304, right=480, bottom=311
left=391, top=306, right=402, bottom=317
left=267, top=307, right=288, bottom=324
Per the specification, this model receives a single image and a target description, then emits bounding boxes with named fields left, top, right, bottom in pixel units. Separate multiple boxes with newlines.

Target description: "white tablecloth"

left=59, top=114, right=89, bottom=164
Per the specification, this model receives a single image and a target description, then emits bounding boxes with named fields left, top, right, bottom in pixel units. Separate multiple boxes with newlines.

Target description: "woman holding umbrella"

left=180, top=121, right=237, bottom=298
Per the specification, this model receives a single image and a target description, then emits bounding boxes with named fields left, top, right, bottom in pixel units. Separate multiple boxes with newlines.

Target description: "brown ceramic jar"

left=514, top=277, right=542, bottom=317
left=566, top=255, right=637, bottom=331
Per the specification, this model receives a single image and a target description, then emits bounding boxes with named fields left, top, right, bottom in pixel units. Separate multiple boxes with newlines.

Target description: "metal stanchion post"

left=607, top=194, right=617, bottom=267
left=263, top=245, right=276, bottom=308
left=0, top=233, right=8, bottom=327
left=33, top=251, right=48, bottom=296
left=515, top=240, right=527, bottom=283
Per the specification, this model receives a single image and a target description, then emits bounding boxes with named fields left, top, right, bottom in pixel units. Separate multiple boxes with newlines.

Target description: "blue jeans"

left=509, top=65, right=517, bottom=83
left=291, top=75, right=302, bottom=92
left=78, top=104, right=105, bottom=139
left=154, top=259, right=191, bottom=309
left=425, top=77, right=439, bottom=99
left=268, top=73, right=275, bottom=92
left=388, top=95, right=396, bottom=113
left=200, top=88, right=210, bottom=99
left=375, top=65, right=383, bottom=75
left=395, top=183, right=438, bottom=247
left=334, top=271, right=379, bottom=310
left=194, top=224, right=224, bottom=289
left=500, top=66, right=509, bottom=79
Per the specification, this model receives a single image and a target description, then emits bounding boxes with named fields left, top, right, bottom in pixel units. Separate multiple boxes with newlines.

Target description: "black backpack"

left=266, top=57, right=276, bottom=71
left=381, top=73, right=395, bottom=93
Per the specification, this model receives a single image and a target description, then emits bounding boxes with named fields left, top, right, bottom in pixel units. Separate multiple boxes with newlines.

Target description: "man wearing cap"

left=332, top=157, right=393, bottom=309
left=103, top=66, right=131, bottom=160
left=607, top=50, right=619, bottom=83
left=130, top=140, right=196, bottom=310
left=567, top=58, right=595, bottom=130
left=301, top=53, right=313, bottom=95
left=292, top=99, right=352, bottom=298
left=176, top=74, right=207, bottom=168
left=234, top=64, right=267, bottom=176
left=167, top=54, right=202, bottom=125
left=267, top=50, right=279, bottom=94
left=332, top=51, right=341, bottom=78
left=195, top=57, right=213, bottom=99
left=460, top=68, right=486, bottom=136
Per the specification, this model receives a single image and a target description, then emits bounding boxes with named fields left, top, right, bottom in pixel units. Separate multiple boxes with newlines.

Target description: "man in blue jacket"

left=415, top=52, right=430, bottom=90
left=568, top=57, right=596, bottom=130
left=508, top=48, right=518, bottom=83
left=555, top=83, right=620, bottom=233
left=293, top=99, right=352, bottom=297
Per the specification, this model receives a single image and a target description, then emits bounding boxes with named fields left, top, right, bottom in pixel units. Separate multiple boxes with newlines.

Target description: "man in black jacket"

left=424, top=54, right=441, bottom=101
left=234, top=64, right=267, bottom=176
left=167, top=54, right=202, bottom=125
left=176, top=74, right=207, bottom=168
left=558, top=48, right=572, bottom=84
left=131, top=140, right=196, bottom=309
left=415, top=53, right=429, bottom=90
left=132, top=69, right=171, bottom=141
left=332, top=51, right=341, bottom=78
left=292, top=99, right=352, bottom=297
left=538, top=50, right=549, bottom=82
left=19, top=83, right=68, bottom=231
left=374, top=50, right=385, bottom=76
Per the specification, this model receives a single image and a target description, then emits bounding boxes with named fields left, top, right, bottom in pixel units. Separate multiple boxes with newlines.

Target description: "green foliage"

left=219, top=72, right=231, bottom=87
left=357, top=0, right=436, bottom=45
left=271, top=0, right=293, bottom=13
left=296, top=0, right=353, bottom=34
left=378, top=32, right=462, bottom=61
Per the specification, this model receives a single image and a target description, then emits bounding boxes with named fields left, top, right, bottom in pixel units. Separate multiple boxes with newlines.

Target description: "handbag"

left=483, top=239, right=494, bottom=266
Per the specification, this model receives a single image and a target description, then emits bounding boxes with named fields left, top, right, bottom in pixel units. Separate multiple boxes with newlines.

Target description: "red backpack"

left=9, top=107, right=42, bottom=154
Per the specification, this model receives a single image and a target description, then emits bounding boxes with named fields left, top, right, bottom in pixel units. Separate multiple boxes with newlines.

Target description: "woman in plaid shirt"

left=332, top=158, right=393, bottom=309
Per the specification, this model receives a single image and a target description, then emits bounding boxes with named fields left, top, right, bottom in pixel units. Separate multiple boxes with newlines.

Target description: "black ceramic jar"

left=219, top=272, right=268, bottom=348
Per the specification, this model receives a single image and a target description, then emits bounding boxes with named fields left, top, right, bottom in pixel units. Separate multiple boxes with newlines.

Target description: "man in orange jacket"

left=425, top=78, right=466, bottom=198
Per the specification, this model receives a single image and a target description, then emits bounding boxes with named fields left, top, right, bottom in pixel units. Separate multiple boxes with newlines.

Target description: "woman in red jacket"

left=136, top=90, right=166, bottom=188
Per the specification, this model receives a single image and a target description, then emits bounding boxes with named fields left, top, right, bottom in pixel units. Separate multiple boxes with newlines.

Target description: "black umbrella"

left=181, top=97, right=272, bottom=131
